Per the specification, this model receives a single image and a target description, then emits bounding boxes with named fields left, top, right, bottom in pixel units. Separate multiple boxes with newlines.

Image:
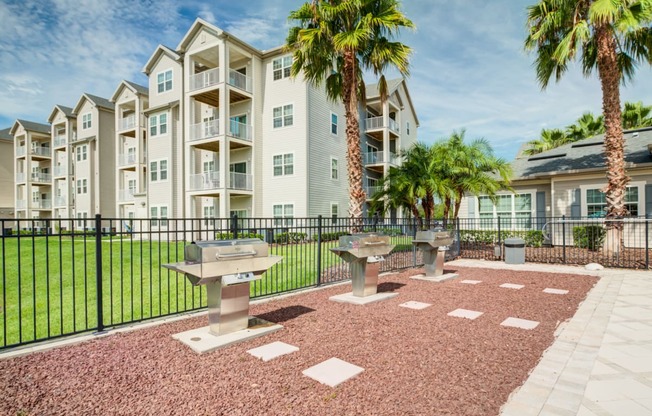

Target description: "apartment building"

left=11, top=119, right=52, bottom=227
left=71, top=93, right=116, bottom=227
left=0, top=128, right=15, bottom=219
left=6, top=18, right=418, bottom=228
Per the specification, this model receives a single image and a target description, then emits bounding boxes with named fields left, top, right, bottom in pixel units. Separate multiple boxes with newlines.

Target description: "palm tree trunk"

left=596, top=24, right=629, bottom=256
left=453, top=191, right=463, bottom=220
left=342, top=49, right=365, bottom=232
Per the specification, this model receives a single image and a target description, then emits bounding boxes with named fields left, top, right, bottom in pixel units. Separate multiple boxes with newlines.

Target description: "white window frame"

left=203, top=160, right=215, bottom=173
left=150, top=205, right=168, bottom=227
left=76, top=178, right=88, bottom=194
left=150, top=112, right=168, bottom=137
left=76, top=211, right=88, bottom=228
left=273, top=103, right=293, bottom=128
left=76, top=144, right=87, bottom=162
left=157, top=69, right=173, bottom=94
left=272, top=55, right=292, bottom=80
left=273, top=153, right=294, bottom=177
left=330, top=112, right=338, bottom=135
left=476, top=191, right=536, bottom=230
left=149, top=159, right=168, bottom=183
left=82, top=113, right=92, bottom=130
left=273, top=203, right=294, bottom=226
left=331, top=202, right=338, bottom=224
left=203, top=205, right=216, bottom=226
left=580, top=182, right=644, bottom=217
left=331, top=157, right=339, bottom=180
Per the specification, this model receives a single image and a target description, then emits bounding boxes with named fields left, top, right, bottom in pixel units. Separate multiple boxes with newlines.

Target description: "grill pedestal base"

left=207, top=281, right=251, bottom=336
left=329, top=291, right=399, bottom=305
left=421, top=248, right=446, bottom=277
left=350, top=261, right=379, bottom=297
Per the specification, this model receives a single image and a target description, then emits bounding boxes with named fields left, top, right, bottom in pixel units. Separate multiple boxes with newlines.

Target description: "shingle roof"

left=124, top=80, right=149, bottom=95
left=84, top=93, right=115, bottom=111
left=512, top=127, right=652, bottom=179
left=15, top=119, right=51, bottom=134
left=57, top=105, right=75, bottom=117
left=366, top=78, right=403, bottom=99
left=0, top=127, right=11, bottom=141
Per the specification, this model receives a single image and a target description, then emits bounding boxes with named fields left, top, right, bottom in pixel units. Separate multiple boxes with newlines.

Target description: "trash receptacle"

left=504, top=237, right=525, bottom=264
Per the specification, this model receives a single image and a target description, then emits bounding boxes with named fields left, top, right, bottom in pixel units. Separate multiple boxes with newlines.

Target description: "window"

left=203, top=160, right=215, bottom=173
left=76, top=212, right=88, bottom=228
left=76, top=145, right=87, bottom=162
left=149, top=113, right=168, bottom=136
left=273, top=153, right=293, bottom=176
left=157, top=69, right=173, bottom=93
left=82, top=113, right=92, bottom=130
left=331, top=203, right=338, bottom=224
left=128, top=179, right=136, bottom=194
left=478, top=193, right=532, bottom=229
left=331, top=113, right=338, bottom=135
left=331, top=158, right=338, bottom=180
left=272, top=56, right=292, bottom=80
left=203, top=206, right=215, bottom=226
left=150, top=159, right=168, bottom=182
left=273, top=204, right=294, bottom=226
left=76, top=179, right=87, bottom=194
left=586, top=187, right=639, bottom=217
left=150, top=205, right=168, bottom=227
left=273, top=104, right=293, bottom=128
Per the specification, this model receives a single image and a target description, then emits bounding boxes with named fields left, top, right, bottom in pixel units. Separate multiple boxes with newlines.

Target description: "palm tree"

left=371, top=165, right=422, bottom=228
left=622, top=101, right=652, bottom=129
left=525, top=0, right=652, bottom=253
left=566, top=112, right=604, bottom=141
left=286, top=0, right=414, bottom=229
left=523, top=128, right=570, bottom=155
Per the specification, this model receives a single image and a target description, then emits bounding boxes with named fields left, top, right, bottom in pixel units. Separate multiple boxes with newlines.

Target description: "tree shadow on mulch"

left=256, top=305, right=316, bottom=323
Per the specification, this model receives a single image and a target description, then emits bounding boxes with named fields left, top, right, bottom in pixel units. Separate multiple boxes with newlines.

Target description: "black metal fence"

left=2, top=214, right=650, bottom=350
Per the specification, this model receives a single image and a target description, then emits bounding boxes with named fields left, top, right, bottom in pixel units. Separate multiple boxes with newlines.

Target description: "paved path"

left=449, top=259, right=652, bottom=416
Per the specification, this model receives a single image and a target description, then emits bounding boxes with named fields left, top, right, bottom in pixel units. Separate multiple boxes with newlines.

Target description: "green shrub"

left=459, top=229, right=544, bottom=247
left=573, top=225, right=605, bottom=251
left=319, top=231, right=348, bottom=242
left=274, top=232, right=307, bottom=244
left=215, top=232, right=264, bottom=240
left=393, top=243, right=413, bottom=252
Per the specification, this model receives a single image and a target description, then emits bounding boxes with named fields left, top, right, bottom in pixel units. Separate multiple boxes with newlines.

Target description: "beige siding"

left=0, top=139, right=14, bottom=214
left=148, top=55, right=182, bottom=109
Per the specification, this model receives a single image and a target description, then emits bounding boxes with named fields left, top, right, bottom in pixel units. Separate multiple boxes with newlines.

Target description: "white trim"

left=81, top=112, right=92, bottom=130
left=149, top=158, right=169, bottom=183
left=149, top=111, right=169, bottom=137
left=150, top=204, right=169, bottom=228
left=272, top=203, right=294, bottom=226
left=330, top=112, right=338, bottom=136
left=272, top=55, right=292, bottom=81
left=272, top=102, right=294, bottom=129
left=272, top=152, right=294, bottom=177
left=475, top=189, right=537, bottom=229
left=580, top=181, right=645, bottom=217
left=330, top=156, right=339, bottom=180
left=156, top=68, right=173, bottom=94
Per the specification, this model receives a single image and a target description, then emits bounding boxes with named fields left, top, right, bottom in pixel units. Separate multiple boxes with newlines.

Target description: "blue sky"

left=1, top=0, right=651, bottom=160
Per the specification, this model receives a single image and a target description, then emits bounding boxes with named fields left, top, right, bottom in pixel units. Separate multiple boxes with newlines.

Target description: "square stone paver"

left=302, top=358, right=364, bottom=387
left=399, top=301, right=432, bottom=310
left=544, top=288, right=569, bottom=295
left=448, top=308, right=484, bottom=320
left=500, top=283, right=525, bottom=290
left=501, top=317, right=540, bottom=330
left=460, top=279, right=482, bottom=285
left=246, top=341, right=299, bottom=362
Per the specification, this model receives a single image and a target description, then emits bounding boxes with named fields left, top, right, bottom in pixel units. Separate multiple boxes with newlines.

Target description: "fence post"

left=95, top=214, right=104, bottom=333
left=316, top=215, right=323, bottom=286
left=646, top=213, right=649, bottom=269
left=231, top=213, right=238, bottom=239
left=562, top=215, right=567, bottom=264
left=497, top=215, right=502, bottom=260
left=412, top=216, right=417, bottom=267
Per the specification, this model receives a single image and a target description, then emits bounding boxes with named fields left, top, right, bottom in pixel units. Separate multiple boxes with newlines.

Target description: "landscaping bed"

left=0, top=266, right=596, bottom=415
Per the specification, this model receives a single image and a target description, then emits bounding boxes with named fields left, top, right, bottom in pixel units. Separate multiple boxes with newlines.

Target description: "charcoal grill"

left=163, top=238, right=281, bottom=336
left=412, top=230, right=454, bottom=277
left=330, top=233, right=395, bottom=297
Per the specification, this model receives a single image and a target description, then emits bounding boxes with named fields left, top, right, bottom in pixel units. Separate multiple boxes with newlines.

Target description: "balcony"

left=118, top=115, right=137, bottom=132
left=363, top=151, right=398, bottom=166
left=30, top=146, right=51, bottom=158
left=54, top=196, right=67, bottom=207
left=118, top=189, right=135, bottom=202
left=228, top=70, right=252, bottom=93
left=53, top=165, right=67, bottom=177
left=16, top=146, right=26, bottom=157
left=189, top=119, right=220, bottom=142
left=53, top=136, right=67, bottom=148
left=189, top=68, right=220, bottom=91
left=365, top=186, right=382, bottom=198
left=229, top=172, right=252, bottom=191
left=31, top=172, right=52, bottom=183
left=16, top=172, right=26, bottom=183
left=16, top=200, right=27, bottom=209
left=228, top=120, right=252, bottom=142
left=33, top=199, right=52, bottom=210
left=364, top=116, right=400, bottom=134
left=118, top=153, right=142, bottom=167
left=189, top=171, right=220, bottom=191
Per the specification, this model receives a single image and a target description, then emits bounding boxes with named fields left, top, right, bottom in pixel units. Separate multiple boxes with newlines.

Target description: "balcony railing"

left=364, top=116, right=400, bottom=133
left=53, top=136, right=67, bottom=148
left=363, top=151, right=398, bottom=165
left=189, top=119, right=220, bottom=142
left=16, top=172, right=26, bottom=183
left=118, top=153, right=141, bottom=166
left=53, top=165, right=67, bottom=177
left=118, top=115, right=137, bottom=131
left=365, top=186, right=382, bottom=197
left=30, top=146, right=51, bottom=157
left=32, top=199, right=52, bottom=209
left=228, top=120, right=252, bottom=141
left=16, top=200, right=27, bottom=209
left=54, top=196, right=67, bottom=207
left=229, top=172, right=253, bottom=191
left=118, top=189, right=135, bottom=202
left=228, top=70, right=252, bottom=93
left=189, top=171, right=220, bottom=191
left=31, top=172, right=52, bottom=183
left=189, top=67, right=220, bottom=91
left=16, top=146, right=26, bottom=157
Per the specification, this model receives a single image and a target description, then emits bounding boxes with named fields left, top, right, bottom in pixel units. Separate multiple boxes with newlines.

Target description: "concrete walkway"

left=448, top=259, right=652, bottom=416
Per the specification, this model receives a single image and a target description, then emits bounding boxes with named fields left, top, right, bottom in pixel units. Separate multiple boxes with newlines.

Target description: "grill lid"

left=413, top=230, right=454, bottom=247
left=331, top=233, right=395, bottom=261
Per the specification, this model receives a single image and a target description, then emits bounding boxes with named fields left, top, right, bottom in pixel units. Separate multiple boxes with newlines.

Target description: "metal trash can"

left=504, top=237, right=525, bottom=264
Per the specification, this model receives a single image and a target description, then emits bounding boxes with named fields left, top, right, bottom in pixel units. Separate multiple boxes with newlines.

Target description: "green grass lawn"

left=0, top=235, right=416, bottom=348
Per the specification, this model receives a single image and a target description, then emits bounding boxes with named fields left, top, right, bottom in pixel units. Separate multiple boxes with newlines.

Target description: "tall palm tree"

left=622, top=101, right=652, bottom=129
left=525, top=0, right=652, bottom=252
left=286, top=0, right=414, bottom=229
left=523, top=128, right=570, bottom=155
left=566, top=112, right=604, bottom=141
left=371, top=165, right=422, bottom=228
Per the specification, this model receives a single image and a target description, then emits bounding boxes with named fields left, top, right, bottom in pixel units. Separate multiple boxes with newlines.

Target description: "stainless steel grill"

left=412, top=230, right=454, bottom=277
left=163, top=238, right=281, bottom=335
left=330, top=233, right=395, bottom=297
